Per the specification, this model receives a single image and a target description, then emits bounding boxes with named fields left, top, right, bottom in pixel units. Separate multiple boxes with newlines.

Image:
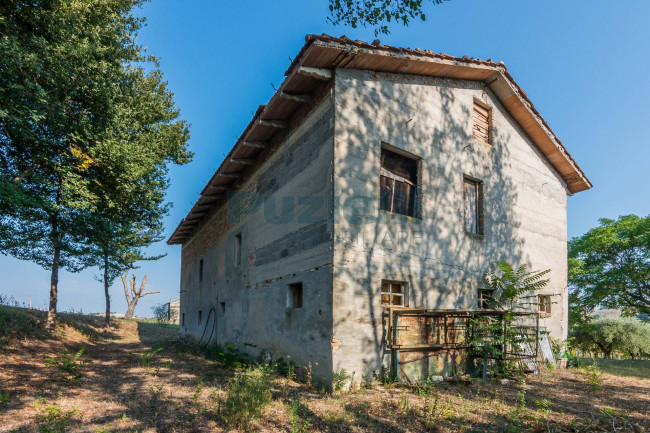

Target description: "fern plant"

left=483, top=262, right=551, bottom=310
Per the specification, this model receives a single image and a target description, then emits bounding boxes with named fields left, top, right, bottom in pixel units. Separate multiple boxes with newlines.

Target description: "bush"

left=572, top=316, right=650, bottom=359
left=218, top=367, right=272, bottom=429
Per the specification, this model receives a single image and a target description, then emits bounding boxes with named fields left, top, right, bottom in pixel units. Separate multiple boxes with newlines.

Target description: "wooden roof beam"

left=298, top=66, right=332, bottom=80
left=242, top=141, right=268, bottom=149
left=259, top=119, right=289, bottom=129
left=279, top=91, right=312, bottom=103
left=229, top=158, right=255, bottom=165
left=217, top=172, right=242, bottom=179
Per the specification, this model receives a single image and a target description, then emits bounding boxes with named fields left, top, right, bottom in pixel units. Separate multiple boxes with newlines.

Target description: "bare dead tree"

left=121, top=271, right=159, bottom=319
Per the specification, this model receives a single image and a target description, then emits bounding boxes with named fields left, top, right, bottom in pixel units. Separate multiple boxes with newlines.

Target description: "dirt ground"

left=0, top=307, right=648, bottom=433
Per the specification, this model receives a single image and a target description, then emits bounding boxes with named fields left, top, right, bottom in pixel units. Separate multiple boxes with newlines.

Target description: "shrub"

left=576, top=364, right=604, bottom=391
left=31, top=397, right=76, bottom=433
left=332, top=368, right=351, bottom=392
left=45, top=346, right=90, bottom=385
left=572, top=316, right=650, bottom=359
left=218, top=367, right=272, bottom=429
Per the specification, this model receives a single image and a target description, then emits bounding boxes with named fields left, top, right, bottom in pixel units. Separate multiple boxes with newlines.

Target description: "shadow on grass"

left=580, top=357, right=650, bottom=380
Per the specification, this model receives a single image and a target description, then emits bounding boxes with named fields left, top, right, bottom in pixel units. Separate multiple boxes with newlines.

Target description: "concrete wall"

left=179, top=93, right=336, bottom=382
left=331, top=69, right=569, bottom=383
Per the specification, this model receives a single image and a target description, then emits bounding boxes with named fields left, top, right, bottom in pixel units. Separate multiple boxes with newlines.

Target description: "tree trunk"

left=103, top=253, right=111, bottom=329
left=124, top=302, right=136, bottom=320
left=46, top=245, right=60, bottom=329
left=46, top=205, right=60, bottom=330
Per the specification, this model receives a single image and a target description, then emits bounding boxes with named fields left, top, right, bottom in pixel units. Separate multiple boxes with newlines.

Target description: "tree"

left=569, top=215, right=650, bottom=317
left=121, top=271, right=159, bottom=319
left=327, top=0, right=448, bottom=36
left=0, top=1, right=190, bottom=328
left=572, top=316, right=650, bottom=359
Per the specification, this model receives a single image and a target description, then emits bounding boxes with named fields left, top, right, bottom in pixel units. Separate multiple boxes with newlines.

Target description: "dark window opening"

left=381, top=280, right=407, bottom=307
left=380, top=147, right=418, bottom=218
left=463, top=176, right=484, bottom=235
left=198, top=310, right=202, bottom=326
left=288, top=282, right=303, bottom=309
left=182, top=312, right=185, bottom=327
left=473, top=99, right=492, bottom=144
left=538, top=295, right=551, bottom=314
left=199, top=259, right=204, bottom=282
left=478, top=289, right=494, bottom=309
left=220, top=302, right=225, bottom=313
left=235, top=233, right=242, bottom=266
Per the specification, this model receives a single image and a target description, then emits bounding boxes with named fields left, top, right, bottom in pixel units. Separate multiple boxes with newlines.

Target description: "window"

left=198, top=310, right=202, bottom=326
left=381, top=280, right=407, bottom=307
left=538, top=295, right=551, bottom=314
left=379, top=147, right=418, bottom=218
left=288, top=283, right=303, bottom=309
left=182, top=312, right=185, bottom=327
left=478, top=289, right=494, bottom=309
left=199, top=259, right=204, bottom=282
left=473, top=99, right=492, bottom=144
left=235, top=233, right=242, bottom=266
left=463, top=176, right=484, bottom=235
left=220, top=302, right=225, bottom=313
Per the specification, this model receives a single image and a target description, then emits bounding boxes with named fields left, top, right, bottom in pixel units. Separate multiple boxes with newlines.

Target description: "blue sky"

left=1, top=0, right=649, bottom=315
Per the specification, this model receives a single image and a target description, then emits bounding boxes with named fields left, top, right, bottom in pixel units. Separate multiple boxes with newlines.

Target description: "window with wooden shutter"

left=463, top=176, right=484, bottom=236
left=473, top=99, right=492, bottom=144
left=379, top=147, right=418, bottom=218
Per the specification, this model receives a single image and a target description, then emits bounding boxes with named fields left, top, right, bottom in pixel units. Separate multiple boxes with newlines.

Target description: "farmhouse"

left=168, top=34, right=591, bottom=385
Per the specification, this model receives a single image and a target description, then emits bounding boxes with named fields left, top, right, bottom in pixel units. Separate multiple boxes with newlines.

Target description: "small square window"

left=463, top=176, right=484, bottom=236
left=478, top=289, right=494, bottom=309
left=381, top=280, right=407, bottom=307
left=379, top=147, right=418, bottom=218
left=288, top=283, right=303, bottom=309
left=538, top=295, right=551, bottom=314
left=473, top=99, right=492, bottom=144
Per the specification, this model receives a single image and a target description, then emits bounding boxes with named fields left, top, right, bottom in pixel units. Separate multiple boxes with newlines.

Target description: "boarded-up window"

left=473, top=99, right=492, bottom=143
left=381, top=280, right=407, bottom=307
left=538, top=295, right=551, bottom=314
left=379, top=147, right=418, bottom=217
left=463, top=176, right=484, bottom=235
left=478, top=289, right=494, bottom=309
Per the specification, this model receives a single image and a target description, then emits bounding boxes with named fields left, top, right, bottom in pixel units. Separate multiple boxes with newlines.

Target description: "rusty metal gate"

left=386, top=308, right=539, bottom=384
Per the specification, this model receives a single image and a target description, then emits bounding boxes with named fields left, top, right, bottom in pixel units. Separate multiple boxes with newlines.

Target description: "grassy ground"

left=0, top=305, right=648, bottom=433
left=579, top=358, right=650, bottom=380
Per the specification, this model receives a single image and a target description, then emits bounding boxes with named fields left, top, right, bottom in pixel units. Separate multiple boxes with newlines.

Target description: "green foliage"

left=289, top=401, right=312, bottom=433
left=471, top=262, right=551, bottom=379
left=327, top=0, right=448, bottom=36
left=45, top=346, right=90, bottom=385
left=483, top=262, right=551, bottom=310
left=274, top=357, right=297, bottom=380
left=151, top=302, right=177, bottom=324
left=373, top=363, right=395, bottom=386
left=333, top=368, right=351, bottom=392
left=572, top=316, right=650, bottom=359
left=0, top=392, right=9, bottom=411
left=217, top=367, right=272, bottom=429
left=0, top=0, right=191, bottom=326
left=31, top=397, right=76, bottom=433
left=134, top=347, right=163, bottom=368
left=211, top=343, right=252, bottom=368
left=576, top=363, right=604, bottom=391
left=569, top=215, right=650, bottom=317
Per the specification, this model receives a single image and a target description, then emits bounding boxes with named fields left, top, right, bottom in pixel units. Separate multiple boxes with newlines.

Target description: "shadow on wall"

left=333, top=70, right=529, bottom=376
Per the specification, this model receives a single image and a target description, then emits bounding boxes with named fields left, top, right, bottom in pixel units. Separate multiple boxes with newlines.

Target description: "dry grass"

left=0, top=305, right=649, bottom=433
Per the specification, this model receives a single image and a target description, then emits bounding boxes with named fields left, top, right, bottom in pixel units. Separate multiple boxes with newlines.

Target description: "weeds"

left=211, top=343, right=252, bottom=368
left=31, top=397, right=76, bottom=433
left=0, top=392, right=9, bottom=412
left=217, top=367, right=272, bottom=429
left=134, top=347, right=163, bottom=368
left=535, top=399, right=552, bottom=432
left=373, top=363, right=394, bottom=386
left=44, top=346, right=90, bottom=385
left=333, top=368, right=351, bottom=392
left=576, top=363, right=605, bottom=391
left=275, top=357, right=297, bottom=380
left=289, top=401, right=312, bottom=433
